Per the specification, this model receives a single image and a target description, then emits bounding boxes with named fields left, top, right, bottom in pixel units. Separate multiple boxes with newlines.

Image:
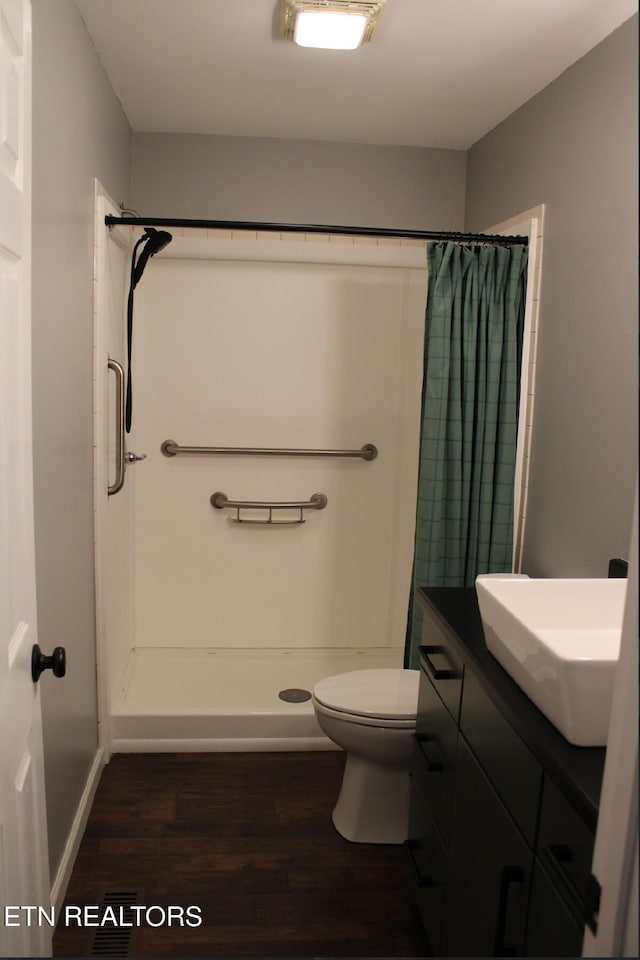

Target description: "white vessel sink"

left=475, top=576, right=627, bottom=746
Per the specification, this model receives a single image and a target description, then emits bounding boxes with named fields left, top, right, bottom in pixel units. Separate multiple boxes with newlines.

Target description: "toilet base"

left=331, top=753, right=411, bottom=844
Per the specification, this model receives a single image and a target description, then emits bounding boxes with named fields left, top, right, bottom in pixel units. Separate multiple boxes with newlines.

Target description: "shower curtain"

left=405, top=240, right=528, bottom=669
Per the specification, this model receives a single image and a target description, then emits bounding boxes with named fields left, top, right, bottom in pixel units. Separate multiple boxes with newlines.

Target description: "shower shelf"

left=210, top=491, right=327, bottom=525
left=161, top=439, right=377, bottom=461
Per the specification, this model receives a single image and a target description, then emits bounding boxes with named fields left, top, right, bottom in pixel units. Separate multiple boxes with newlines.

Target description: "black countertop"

left=417, top=586, right=606, bottom=830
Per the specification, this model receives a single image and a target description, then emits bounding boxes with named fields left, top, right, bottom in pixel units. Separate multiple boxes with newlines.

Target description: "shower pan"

left=93, top=185, right=430, bottom=753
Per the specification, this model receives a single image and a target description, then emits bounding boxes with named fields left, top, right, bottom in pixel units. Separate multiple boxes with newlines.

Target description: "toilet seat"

left=313, top=698, right=416, bottom=729
left=313, top=668, right=419, bottom=728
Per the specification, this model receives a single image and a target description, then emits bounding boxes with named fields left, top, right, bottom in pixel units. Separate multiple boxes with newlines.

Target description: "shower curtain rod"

left=104, top=215, right=528, bottom=246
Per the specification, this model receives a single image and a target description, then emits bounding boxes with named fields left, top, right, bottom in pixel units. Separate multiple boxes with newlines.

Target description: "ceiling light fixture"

left=280, top=0, right=387, bottom=50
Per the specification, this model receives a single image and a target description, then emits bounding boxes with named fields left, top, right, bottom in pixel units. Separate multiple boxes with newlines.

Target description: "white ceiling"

left=74, top=0, right=637, bottom=150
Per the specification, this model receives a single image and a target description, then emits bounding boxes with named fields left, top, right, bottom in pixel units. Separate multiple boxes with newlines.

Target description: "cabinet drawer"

left=460, top=670, right=542, bottom=848
left=419, top=607, right=464, bottom=722
left=414, top=667, right=458, bottom=847
left=537, top=774, right=595, bottom=922
left=525, top=859, right=584, bottom=957
left=407, top=775, right=447, bottom=956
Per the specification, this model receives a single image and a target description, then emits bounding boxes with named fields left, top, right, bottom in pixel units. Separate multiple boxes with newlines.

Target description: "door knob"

left=31, top=644, right=66, bottom=683
left=124, top=451, right=147, bottom=463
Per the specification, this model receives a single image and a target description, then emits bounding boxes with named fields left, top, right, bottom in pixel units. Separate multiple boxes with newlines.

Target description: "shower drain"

left=279, top=688, right=312, bottom=703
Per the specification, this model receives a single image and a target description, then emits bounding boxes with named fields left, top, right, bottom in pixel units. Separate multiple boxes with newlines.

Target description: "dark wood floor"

left=53, top=751, right=429, bottom=958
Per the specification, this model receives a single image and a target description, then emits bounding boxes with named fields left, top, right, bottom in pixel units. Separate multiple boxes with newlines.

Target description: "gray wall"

left=132, top=133, right=466, bottom=230
left=32, top=0, right=131, bottom=883
left=466, top=17, right=638, bottom=577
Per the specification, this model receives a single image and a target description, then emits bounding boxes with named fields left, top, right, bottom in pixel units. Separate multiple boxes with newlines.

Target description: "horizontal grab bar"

left=210, top=492, right=327, bottom=511
left=162, top=439, right=377, bottom=461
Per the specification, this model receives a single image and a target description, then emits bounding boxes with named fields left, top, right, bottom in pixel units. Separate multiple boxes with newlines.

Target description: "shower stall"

left=93, top=185, right=429, bottom=753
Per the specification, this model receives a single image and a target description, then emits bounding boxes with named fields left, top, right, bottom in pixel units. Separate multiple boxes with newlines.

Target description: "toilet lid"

left=313, top=669, right=419, bottom=720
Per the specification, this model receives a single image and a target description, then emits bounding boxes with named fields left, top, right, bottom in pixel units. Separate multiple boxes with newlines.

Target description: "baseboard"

left=50, top=747, right=106, bottom=915
left=111, top=736, right=340, bottom=753
left=110, top=709, right=325, bottom=741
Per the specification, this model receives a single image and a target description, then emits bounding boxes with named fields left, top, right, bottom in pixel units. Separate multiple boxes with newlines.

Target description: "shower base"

left=110, top=646, right=403, bottom=752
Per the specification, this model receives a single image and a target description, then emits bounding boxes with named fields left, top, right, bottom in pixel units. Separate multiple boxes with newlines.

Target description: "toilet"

left=312, top=668, right=420, bottom=844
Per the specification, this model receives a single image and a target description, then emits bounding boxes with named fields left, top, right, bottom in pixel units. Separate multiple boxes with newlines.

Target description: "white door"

left=0, top=0, right=52, bottom=956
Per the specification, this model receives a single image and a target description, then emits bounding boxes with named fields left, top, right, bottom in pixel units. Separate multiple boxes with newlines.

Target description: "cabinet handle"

left=547, top=843, right=585, bottom=912
left=494, top=865, right=525, bottom=957
left=422, top=644, right=458, bottom=680
left=406, top=840, right=434, bottom=888
left=414, top=733, right=443, bottom=772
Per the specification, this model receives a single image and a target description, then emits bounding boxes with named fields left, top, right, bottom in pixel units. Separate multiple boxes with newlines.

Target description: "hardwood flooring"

left=53, top=751, right=429, bottom=957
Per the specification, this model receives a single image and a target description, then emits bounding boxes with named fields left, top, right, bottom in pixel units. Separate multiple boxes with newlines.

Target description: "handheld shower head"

left=125, top=226, right=173, bottom=433
left=132, top=227, right=173, bottom=287
left=144, top=226, right=173, bottom=255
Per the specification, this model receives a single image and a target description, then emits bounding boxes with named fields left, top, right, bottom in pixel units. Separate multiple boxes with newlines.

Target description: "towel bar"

left=210, top=491, right=327, bottom=525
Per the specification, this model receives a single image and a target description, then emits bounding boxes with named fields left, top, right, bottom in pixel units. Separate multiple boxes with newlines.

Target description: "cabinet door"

left=461, top=670, right=542, bottom=848
left=537, top=774, right=595, bottom=923
left=524, top=860, right=584, bottom=957
left=441, top=737, right=533, bottom=957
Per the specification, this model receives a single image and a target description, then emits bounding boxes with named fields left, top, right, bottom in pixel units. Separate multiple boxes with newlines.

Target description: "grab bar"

left=162, top=439, right=377, bottom=461
left=108, top=358, right=125, bottom=496
left=210, top=491, right=327, bottom=525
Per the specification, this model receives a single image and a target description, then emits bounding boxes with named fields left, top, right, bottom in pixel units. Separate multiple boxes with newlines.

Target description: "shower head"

left=144, top=226, right=173, bottom=255
left=132, top=227, right=173, bottom=287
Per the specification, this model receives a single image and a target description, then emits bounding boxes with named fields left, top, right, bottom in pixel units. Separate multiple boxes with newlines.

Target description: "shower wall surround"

left=96, top=225, right=428, bottom=748
left=130, top=243, right=426, bottom=652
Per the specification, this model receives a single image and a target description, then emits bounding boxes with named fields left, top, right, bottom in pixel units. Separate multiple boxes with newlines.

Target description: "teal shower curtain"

left=406, top=240, right=529, bottom=669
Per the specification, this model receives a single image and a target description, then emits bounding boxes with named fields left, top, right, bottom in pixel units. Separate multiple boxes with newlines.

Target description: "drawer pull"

left=415, top=733, right=443, bottom=772
left=407, top=840, right=435, bottom=888
left=547, top=843, right=585, bottom=911
left=494, top=865, right=524, bottom=957
left=422, top=644, right=459, bottom=681
left=550, top=843, right=572, bottom=864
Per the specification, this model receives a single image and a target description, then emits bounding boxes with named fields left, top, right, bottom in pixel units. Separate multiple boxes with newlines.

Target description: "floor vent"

left=88, top=890, right=144, bottom=957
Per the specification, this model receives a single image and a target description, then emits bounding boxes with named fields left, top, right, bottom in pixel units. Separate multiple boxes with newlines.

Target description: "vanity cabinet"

left=407, top=589, right=603, bottom=958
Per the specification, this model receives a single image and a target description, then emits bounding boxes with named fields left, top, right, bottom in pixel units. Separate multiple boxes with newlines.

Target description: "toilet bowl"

left=312, top=668, right=419, bottom=844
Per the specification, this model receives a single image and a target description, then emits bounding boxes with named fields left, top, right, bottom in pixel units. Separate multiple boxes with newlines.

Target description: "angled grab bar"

left=107, top=358, right=125, bottom=496
left=162, top=439, right=377, bottom=461
left=210, top=491, right=328, bottom=525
